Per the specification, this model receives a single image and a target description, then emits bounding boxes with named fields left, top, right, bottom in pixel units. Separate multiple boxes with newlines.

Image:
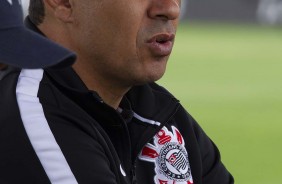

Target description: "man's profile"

left=0, top=0, right=234, bottom=183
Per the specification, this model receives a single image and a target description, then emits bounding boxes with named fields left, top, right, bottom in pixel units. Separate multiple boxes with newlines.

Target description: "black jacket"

left=0, top=19, right=234, bottom=184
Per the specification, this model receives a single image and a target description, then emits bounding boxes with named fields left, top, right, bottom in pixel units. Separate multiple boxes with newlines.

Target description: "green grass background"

left=158, top=22, right=282, bottom=184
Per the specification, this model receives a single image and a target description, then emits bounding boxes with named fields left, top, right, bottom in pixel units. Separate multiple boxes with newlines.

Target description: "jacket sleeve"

left=176, top=106, right=234, bottom=184
left=192, top=118, right=234, bottom=183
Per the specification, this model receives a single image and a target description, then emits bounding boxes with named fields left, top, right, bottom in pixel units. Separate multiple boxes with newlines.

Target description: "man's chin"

left=134, top=72, right=166, bottom=86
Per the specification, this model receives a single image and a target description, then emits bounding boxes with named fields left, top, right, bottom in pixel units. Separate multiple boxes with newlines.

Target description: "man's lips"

left=146, top=34, right=175, bottom=57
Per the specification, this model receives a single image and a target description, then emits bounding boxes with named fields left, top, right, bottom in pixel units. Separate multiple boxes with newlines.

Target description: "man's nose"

left=148, top=0, right=181, bottom=21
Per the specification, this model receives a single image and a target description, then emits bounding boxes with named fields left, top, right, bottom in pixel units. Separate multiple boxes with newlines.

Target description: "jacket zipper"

left=131, top=162, right=137, bottom=184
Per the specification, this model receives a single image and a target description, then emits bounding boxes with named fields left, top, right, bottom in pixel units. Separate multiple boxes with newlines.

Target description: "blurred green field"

left=158, top=22, right=282, bottom=184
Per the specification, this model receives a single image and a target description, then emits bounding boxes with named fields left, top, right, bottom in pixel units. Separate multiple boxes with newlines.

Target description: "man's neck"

left=72, top=60, right=130, bottom=109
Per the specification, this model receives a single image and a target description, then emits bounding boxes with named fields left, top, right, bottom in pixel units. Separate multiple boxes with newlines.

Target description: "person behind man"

left=0, top=0, right=234, bottom=183
left=0, top=0, right=76, bottom=80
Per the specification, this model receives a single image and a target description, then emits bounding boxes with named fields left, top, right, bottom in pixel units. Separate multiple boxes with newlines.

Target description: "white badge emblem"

left=139, top=126, right=193, bottom=184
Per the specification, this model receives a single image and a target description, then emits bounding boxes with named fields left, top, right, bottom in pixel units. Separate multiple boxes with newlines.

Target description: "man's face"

left=70, top=0, right=181, bottom=86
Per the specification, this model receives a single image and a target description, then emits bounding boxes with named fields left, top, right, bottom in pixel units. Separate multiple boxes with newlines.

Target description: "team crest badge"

left=139, top=126, right=193, bottom=184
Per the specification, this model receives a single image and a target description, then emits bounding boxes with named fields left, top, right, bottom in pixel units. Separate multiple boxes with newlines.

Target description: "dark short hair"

left=28, top=0, right=45, bottom=25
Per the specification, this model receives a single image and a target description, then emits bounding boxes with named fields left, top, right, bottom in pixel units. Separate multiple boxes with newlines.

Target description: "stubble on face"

left=70, top=0, right=180, bottom=88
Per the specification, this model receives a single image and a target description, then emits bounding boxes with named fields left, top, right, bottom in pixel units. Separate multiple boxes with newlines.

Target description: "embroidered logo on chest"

left=139, top=126, right=193, bottom=184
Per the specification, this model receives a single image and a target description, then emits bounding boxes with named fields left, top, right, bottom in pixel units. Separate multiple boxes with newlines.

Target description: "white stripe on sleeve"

left=16, top=69, right=78, bottom=184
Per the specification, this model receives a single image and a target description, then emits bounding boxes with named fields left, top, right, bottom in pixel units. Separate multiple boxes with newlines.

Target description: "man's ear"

left=44, top=0, right=73, bottom=23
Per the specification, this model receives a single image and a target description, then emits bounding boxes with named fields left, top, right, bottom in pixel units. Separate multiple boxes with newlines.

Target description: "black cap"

left=0, top=0, right=76, bottom=68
